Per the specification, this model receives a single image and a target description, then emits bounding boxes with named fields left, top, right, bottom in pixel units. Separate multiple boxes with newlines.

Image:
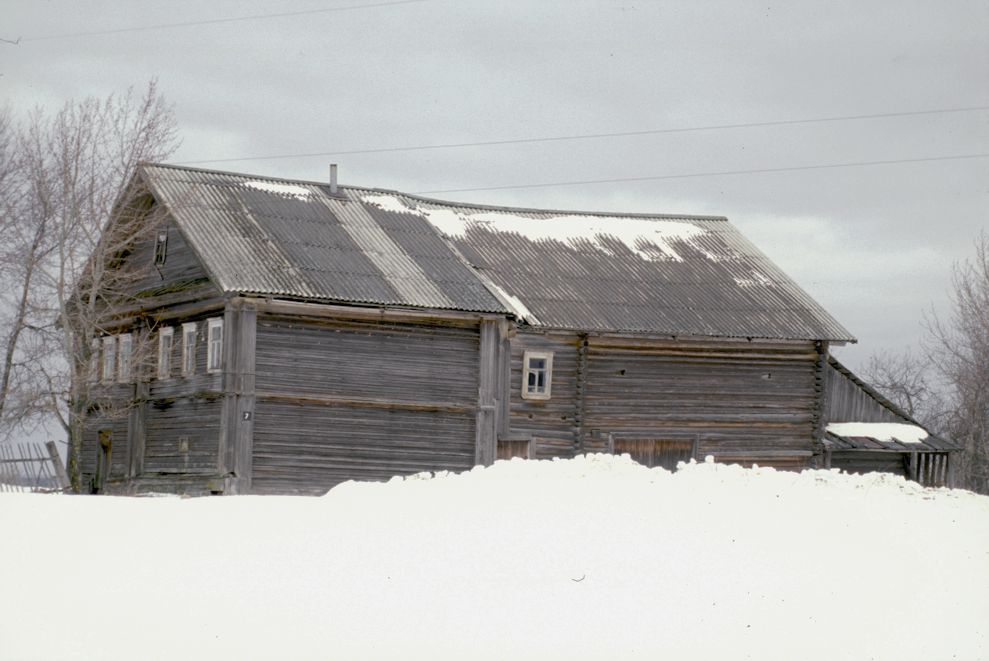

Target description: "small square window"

left=182, top=323, right=197, bottom=377
left=207, top=317, right=223, bottom=374
left=521, top=350, right=553, bottom=400
left=157, top=327, right=173, bottom=380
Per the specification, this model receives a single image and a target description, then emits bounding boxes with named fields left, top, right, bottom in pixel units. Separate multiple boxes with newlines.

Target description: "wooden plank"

left=255, top=297, right=502, bottom=326
left=475, top=319, right=500, bottom=466
left=256, top=391, right=473, bottom=414
left=45, top=441, right=70, bottom=490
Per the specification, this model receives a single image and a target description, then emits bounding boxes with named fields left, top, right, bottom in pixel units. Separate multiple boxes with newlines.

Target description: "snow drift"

left=2, top=454, right=987, bottom=661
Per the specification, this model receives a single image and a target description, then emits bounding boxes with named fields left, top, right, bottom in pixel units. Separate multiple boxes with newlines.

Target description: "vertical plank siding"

left=584, top=337, right=820, bottom=469
left=251, top=316, right=480, bottom=494
left=824, top=361, right=910, bottom=424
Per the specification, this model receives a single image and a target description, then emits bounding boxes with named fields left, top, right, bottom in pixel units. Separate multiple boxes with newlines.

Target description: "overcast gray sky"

left=5, top=0, right=988, bottom=373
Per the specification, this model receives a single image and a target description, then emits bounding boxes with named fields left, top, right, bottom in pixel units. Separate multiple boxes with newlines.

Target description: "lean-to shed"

left=823, top=357, right=958, bottom=487
left=79, top=163, right=866, bottom=495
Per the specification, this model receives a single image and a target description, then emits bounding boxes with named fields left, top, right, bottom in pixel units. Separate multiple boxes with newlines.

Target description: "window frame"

left=101, top=336, right=116, bottom=384
left=206, top=317, right=223, bottom=374
left=181, top=322, right=197, bottom=377
left=157, top=326, right=174, bottom=380
left=521, top=350, right=553, bottom=400
left=117, top=333, right=133, bottom=383
left=89, top=338, right=100, bottom=383
left=153, top=228, right=168, bottom=267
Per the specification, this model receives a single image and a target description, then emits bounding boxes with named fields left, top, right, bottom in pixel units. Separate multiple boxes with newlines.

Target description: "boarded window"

left=521, top=351, right=553, bottom=400
left=182, top=323, right=196, bottom=376
left=157, top=327, right=173, bottom=379
left=614, top=438, right=696, bottom=472
left=207, top=318, right=223, bottom=373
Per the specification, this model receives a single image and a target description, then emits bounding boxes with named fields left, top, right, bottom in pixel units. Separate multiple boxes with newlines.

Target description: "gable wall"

left=127, top=215, right=219, bottom=309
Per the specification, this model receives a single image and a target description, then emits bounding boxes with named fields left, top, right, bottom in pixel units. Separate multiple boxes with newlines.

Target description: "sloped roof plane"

left=139, top=162, right=855, bottom=342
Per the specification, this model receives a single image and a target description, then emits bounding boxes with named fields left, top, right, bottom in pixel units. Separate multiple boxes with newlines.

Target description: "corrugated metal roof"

left=141, top=163, right=854, bottom=341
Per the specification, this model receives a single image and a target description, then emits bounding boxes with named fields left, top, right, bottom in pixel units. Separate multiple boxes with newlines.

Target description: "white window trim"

left=101, top=336, right=116, bottom=384
left=117, top=333, right=133, bottom=383
left=182, top=322, right=197, bottom=377
left=521, top=350, right=553, bottom=400
left=157, top=327, right=174, bottom=380
left=206, top=317, right=223, bottom=374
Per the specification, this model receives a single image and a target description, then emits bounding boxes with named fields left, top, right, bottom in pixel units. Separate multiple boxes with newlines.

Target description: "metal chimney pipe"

left=330, top=163, right=338, bottom=194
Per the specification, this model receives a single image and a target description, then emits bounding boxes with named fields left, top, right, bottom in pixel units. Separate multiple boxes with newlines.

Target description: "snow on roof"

left=363, top=193, right=721, bottom=263
left=826, top=422, right=928, bottom=444
left=4, top=454, right=988, bottom=661
left=243, top=180, right=312, bottom=201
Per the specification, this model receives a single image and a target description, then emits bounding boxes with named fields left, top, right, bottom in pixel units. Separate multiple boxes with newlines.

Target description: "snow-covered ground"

left=2, top=454, right=988, bottom=661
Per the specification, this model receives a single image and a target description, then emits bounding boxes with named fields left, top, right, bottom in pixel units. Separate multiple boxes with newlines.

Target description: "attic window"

left=521, top=351, right=553, bottom=400
left=154, top=229, right=168, bottom=267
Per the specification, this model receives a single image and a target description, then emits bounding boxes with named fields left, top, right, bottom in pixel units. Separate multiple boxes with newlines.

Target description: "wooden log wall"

left=80, top=397, right=131, bottom=489
left=508, top=332, right=582, bottom=459
left=143, top=317, right=224, bottom=478
left=583, top=337, right=821, bottom=469
left=251, top=315, right=480, bottom=494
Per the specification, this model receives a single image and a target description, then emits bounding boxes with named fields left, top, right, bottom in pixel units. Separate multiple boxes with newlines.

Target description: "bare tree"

left=0, top=82, right=178, bottom=489
left=925, top=233, right=989, bottom=494
left=862, top=350, right=947, bottom=430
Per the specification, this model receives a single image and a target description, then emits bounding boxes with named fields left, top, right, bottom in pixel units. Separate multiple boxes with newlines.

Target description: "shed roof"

left=139, top=163, right=854, bottom=341
left=823, top=357, right=960, bottom=452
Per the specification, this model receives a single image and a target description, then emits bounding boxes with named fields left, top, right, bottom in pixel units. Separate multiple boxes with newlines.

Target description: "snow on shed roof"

left=139, top=163, right=854, bottom=341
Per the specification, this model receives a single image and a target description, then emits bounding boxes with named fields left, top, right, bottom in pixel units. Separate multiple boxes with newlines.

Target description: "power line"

left=21, top=0, right=428, bottom=42
left=176, top=105, right=989, bottom=165
left=411, top=153, right=989, bottom=195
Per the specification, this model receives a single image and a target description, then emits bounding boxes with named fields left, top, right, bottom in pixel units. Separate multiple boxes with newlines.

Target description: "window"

left=207, top=318, right=223, bottom=373
left=521, top=350, right=553, bottom=400
left=117, top=333, right=133, bottom=382
left=101, top=336, right=116, bottom=383
left=89, top=338, right=100, bottom=383
left=154, top=229, right=168, bottom=267
left=157, top=327, right=173, bottom=379
left=182, top=323, right=197, bottom=376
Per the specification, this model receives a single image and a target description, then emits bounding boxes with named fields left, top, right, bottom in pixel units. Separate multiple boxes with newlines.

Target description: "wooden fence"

left=0, top=441, right=70, bottom=493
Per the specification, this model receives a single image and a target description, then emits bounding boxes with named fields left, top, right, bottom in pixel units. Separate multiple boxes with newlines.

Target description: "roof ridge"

left=145, top=161, right=729, bottom=222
